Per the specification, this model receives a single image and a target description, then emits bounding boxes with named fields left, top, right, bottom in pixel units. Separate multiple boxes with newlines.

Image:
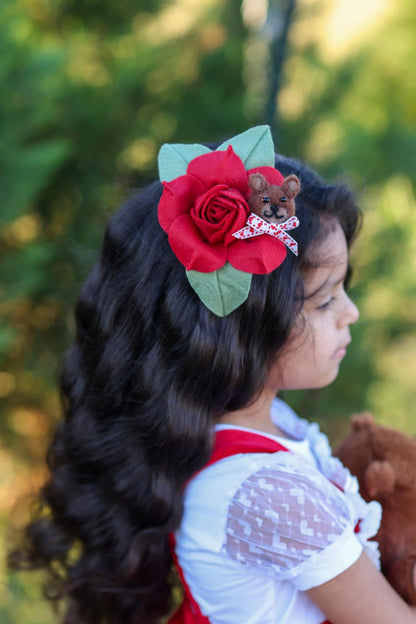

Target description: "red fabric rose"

left=191, top=184, right=248, bottom=245
left=158, top=146, right=287, bottom=274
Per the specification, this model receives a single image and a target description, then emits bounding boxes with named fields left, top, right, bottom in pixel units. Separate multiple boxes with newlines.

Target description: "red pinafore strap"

left=168, top=428, right=331, bottom=624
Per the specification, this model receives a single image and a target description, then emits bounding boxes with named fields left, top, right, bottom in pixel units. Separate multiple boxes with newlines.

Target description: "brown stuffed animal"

left=334, top=412, right=416, bottom=604
left=248, top=173, right=300, bottom=224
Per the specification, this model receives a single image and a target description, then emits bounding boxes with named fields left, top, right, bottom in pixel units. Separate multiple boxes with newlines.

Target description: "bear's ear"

left=364, top=460, right=396, bottom=498
left=248, top=173, right=268, bottom=193
left=351, top=411, right=376, bottom=431
left=280, top=174, right=300, bottom=199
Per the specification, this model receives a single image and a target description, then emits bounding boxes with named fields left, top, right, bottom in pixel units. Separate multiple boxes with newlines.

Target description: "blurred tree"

left=265, top=0, right=297, bottom=135
left=1, top=0, right=250, bottom=441
left=276, top=0, right=416, bottom=435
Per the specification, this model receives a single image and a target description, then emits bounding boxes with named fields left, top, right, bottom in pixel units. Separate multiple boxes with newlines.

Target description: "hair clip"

left=157, top=125, right=300, bottom=317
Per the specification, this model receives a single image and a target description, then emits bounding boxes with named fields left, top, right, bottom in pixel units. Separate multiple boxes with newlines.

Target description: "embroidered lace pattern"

left=224, top=454, right=354, bottom=579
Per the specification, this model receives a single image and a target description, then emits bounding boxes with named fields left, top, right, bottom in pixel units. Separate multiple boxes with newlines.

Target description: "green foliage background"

left=1, top=0, right=415, bottom=621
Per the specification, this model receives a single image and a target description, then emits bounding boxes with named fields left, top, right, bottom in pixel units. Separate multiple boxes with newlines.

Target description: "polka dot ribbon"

left=233, top=213, right=300, bottom=256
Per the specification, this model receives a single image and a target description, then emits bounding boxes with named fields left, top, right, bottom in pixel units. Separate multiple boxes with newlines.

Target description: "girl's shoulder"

left=180, top=422, right=374, bottom=580
left=188, top=403, right=345, bottom=527
left=182, top=401, right=382, bottom=572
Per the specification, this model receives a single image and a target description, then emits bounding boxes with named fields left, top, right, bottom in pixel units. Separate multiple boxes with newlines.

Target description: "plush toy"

left=334, top=412, right=416, bottom=604
left=248, top=173, right=300, bottom=224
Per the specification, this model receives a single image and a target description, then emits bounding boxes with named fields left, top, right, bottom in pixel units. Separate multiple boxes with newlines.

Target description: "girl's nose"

left=338, top=292, right=359, bottom=328
left=344, top=295, right=359, bottom=326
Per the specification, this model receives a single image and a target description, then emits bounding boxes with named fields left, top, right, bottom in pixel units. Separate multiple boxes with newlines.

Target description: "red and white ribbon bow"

left=233, top=213, right=300, bottom=255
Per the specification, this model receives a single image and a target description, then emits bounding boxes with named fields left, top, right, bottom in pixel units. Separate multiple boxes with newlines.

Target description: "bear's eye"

left=280, top=197, right=287, bottom=202
left=262, top=196, right=270, bottom=203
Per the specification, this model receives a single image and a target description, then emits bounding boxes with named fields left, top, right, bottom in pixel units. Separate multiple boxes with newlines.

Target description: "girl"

left=9, top=126, right=416, bottom=624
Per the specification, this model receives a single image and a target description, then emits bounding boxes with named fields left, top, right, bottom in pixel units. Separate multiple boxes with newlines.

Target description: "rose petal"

left=228, top=236, right=287, bottom=274
left=192, top=205, right=243, bottom=245
left=187, top=146, right=248, bottom=191
left=191, top=185, right=249, bottom=245
left=247, top=166, right=285, bottom=187
left=158, top=174, right=207, bottom=232
left=168, top=214, right=227, bottom=272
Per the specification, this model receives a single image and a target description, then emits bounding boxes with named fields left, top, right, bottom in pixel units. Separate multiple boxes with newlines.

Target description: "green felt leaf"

left=216, top=125, right=275, bottom=169
left=186, top=263, right=252, bottom=317
left=158, top=143, right=212, bottom=182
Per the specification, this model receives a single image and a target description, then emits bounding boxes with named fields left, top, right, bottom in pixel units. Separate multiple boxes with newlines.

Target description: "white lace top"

left=174, top=399, right=382, bottom=624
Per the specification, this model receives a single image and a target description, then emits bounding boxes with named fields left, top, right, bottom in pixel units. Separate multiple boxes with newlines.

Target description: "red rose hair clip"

left=157, top=125, right=300, bottom=316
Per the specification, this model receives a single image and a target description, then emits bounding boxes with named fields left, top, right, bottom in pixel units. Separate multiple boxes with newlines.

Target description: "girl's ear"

left=281, top=174, right=301, bottom=199
left=248, top=173, right=268, bottom=193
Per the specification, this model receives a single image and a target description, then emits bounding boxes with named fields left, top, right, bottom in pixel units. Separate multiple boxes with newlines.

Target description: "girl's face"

left=268, top=220, right=359, bottom=392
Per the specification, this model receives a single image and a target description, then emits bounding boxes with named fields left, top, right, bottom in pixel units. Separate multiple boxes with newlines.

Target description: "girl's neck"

left=218, top=387, right=287, bottom=437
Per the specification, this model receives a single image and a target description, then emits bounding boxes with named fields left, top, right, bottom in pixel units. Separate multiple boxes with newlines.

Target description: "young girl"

left=10, top=126, right=416, bottom=624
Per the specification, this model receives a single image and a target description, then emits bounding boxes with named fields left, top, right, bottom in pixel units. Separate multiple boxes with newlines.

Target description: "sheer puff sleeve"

left=223, top=453, right=363, bottom=591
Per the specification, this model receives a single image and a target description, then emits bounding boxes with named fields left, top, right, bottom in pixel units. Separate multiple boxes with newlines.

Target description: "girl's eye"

left=317, top=297, right=336, bottom=311
left=262, top=196, right=270, bottom=203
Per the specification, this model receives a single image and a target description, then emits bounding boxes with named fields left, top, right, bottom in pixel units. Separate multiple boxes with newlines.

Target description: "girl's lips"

left=333, top=340, right=351, bottom=359
left=333, top=347, right=347, bottom=359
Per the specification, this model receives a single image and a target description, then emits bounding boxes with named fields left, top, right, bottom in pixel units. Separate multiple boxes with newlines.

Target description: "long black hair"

left=9, top=154, right=361, bottom=623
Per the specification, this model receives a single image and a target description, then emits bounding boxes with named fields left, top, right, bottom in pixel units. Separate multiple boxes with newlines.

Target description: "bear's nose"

left=268, top=204, right=284, bottom=216
left=263, top=204, right=285, bottom=220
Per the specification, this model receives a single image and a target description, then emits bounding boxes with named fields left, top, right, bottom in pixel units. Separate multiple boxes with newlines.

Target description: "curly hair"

left=9, top=154, right=361, bottom=623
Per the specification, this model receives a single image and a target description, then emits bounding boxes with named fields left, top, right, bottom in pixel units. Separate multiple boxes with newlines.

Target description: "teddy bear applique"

left=247, top=172, right=301, bottom=224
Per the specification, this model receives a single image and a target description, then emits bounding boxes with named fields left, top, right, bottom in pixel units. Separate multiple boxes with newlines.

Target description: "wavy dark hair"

left=9, top=154, right=361, bottom=623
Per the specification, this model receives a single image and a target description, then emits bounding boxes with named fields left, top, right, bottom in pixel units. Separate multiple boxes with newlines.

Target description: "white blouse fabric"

left=174, top=399, right=382, bottom=624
